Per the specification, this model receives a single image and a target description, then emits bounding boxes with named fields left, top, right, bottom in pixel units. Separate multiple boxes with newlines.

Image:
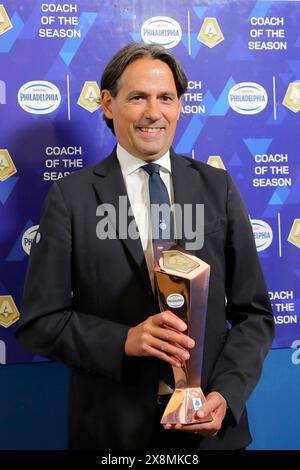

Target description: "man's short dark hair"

left=100, top=42, right=188, bottom=134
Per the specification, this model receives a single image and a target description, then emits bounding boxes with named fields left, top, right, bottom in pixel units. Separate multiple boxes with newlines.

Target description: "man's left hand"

left=163, top=391, right=227, bottom=437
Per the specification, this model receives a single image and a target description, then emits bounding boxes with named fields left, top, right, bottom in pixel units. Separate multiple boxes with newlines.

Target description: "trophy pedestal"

left=161, top=387, right=213, bottom=424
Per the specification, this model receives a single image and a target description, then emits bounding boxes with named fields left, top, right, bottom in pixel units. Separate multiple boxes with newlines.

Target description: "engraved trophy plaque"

left=154, top=245, right=212, bottom=425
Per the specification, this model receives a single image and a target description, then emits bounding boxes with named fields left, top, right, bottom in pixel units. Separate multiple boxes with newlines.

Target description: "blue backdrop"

left=0, top=0, right=299, bottom=450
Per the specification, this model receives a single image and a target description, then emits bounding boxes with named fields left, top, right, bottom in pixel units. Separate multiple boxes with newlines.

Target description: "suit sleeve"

left=15, top=182, right=130, bottom=382
left=206, top=172, right=275, bottom=423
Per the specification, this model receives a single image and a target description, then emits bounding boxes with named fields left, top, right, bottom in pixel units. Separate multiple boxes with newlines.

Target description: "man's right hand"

left=124, top=311, right=195, bottom=367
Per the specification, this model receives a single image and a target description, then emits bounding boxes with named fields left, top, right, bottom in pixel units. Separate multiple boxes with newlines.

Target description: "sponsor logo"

left=288, top=219, right=300, bottom=249
left=22, top=225, right=40, bottom=255
left=166, top=293, right=185, bottom=309
left=282, top=82, right=300, bottom=113
left=18, top=81, right=61, bottom=114
left=0, top=295, right=20, bottom=328
left=0, top=4, right=13, bottom=36
left=0, top=149, right=17, bottom=182
left=291, top=340, right=300, bottom=365
left=197, top=18, right=224, bottom=48
left=77, top=81, right=101, bottom=113
left=141, top=16, right=182, bottom=49
left=228, top=82, right=268, bottom=115
left=0, top=79, right=6, bottom=104
left=192, top=397, right=202, bottom=411
left=207, top=156, right=226, bottom=170
left=0, top=340, right=6, bottom=364
left=251, top=219, right=273, bottom=252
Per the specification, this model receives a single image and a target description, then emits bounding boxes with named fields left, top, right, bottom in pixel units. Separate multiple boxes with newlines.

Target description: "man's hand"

left=124, top=311, right=195, bottom=367
left=163, top=392, right=227, bottom=437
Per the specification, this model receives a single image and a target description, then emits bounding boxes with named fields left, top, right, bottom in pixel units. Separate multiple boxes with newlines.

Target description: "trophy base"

left=160, top=387, right=213, bottom=425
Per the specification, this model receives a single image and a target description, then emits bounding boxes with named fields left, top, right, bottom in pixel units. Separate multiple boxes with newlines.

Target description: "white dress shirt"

left=117, top=144, right=175, bottom=290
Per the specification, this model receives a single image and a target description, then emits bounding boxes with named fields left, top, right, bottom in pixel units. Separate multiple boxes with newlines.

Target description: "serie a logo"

left=0, top=296, right=20, bottom=328
left=77, top=82, right=101, bottom=113
left=0, top=5, right=13, bottom=37
left=0, top=149, right=17, bottom=182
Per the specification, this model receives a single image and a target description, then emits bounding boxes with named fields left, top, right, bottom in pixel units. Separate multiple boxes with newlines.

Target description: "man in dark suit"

left=16, top=43, right=274, bottom=450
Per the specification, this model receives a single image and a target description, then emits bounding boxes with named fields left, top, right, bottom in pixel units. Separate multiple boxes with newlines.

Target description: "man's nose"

left=144, top=98, right=162, bottom=121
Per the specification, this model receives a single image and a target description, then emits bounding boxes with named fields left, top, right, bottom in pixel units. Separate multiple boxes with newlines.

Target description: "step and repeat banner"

left=0, top=0, right=299, bottom=363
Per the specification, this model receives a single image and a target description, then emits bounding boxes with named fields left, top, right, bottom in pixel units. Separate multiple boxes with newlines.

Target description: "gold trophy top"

left=157, top=249, right=209, bottom=280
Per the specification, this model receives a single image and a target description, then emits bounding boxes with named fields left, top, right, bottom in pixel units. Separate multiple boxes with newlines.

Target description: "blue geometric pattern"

left=285, top=174, right=300, bottom=204
left=211, top=77, right=235, bottom=116
left=243, top=138, right=273, bottom=156
left=229, top=153, right=243, bottom=167
left=59, top=12, right=97, bottom=66
left=175, top=115, right=204, bottom=153
left=202, top=90, right=216, bottom=115
left=269, top=187, right=290, bottom=205
left=0, top=12, right=24, bottom=53
left=287, top=60, right=300, bottom=78
left=6, top=219, right=33, bottom=262
left=19, top=2, right=44, bottom=39
left=248, top=1, right=272, bottom=19
left=1, top=0, right=299, bottom=360
left=226, top=37, right=255, bottom=61
left=130, top=32, right=141, bottom=42
left=192, top=6, right=208, bottom=20
left=0, top=177, right=19, bottom=205
left=182, top=33, right=202, bottom=58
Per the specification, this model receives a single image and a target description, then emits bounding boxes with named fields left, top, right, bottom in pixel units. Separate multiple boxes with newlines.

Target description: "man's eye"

left=131, top=96, right=143, bottom=101
left=162, top=96, right=173, bottom=102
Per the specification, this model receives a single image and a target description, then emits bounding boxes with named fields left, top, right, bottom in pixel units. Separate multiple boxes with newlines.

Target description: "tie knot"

left=142, top=163, right=160, bottom=176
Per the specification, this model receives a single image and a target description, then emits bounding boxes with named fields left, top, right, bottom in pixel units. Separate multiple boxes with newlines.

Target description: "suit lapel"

left=92, top=148, right=202, bottom=286
left=170, top=149, right=202, bottom=253
left=92, top=148, right=151, bottom=289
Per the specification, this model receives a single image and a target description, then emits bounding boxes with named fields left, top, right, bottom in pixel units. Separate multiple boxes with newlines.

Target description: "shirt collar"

left=116, top=144, right=171, bottom=176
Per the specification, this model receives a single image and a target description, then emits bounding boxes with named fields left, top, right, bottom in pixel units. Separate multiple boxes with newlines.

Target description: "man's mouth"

left=137, top=127, right=164, bottom=137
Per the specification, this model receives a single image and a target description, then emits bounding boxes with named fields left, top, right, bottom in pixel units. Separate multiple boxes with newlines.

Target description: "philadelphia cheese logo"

left=228, top=82, right=268, bottom=115
left=251, top=219, right=273, bottom=252
left=18, top=81, right=61, bottom=114
left=22, top=225, right=39, bottom=255
left=167, top=293, right=185, bottom=309
left=141, top=17, right=182, bottom=49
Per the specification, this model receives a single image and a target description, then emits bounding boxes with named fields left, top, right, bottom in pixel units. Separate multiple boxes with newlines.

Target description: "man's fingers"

left=164, top=421, right=220, bottom=437
left=144, top=344, right=182, bottom=367
left=196, top=392, right=225, bottom=419
left=150, top=336, right=190, bottom=363
left=152, top=312, right=195, bottom=350
left=153, top=311, right=188, bottom=333
left=154, top=326, right=195, bottom=351
left=163, top=392, right=227, bottom=436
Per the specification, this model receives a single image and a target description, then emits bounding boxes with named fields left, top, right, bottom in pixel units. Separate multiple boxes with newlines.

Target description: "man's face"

left=101, top=57, right=182, bottom=161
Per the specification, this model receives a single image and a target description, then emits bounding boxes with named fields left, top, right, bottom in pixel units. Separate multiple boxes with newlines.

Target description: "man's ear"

left=100, top=90, right=113, bottom=119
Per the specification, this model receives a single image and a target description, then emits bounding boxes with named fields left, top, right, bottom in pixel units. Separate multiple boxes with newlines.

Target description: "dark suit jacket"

left=15, top=148, right=274, bottom=450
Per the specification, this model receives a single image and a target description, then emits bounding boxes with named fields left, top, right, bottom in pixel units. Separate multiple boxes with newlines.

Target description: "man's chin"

left=133, top=144, right=168, bottom=160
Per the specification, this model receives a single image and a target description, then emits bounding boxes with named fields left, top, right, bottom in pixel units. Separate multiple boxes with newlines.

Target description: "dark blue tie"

left=142, top=163, right=174, bottom=243
left=142, top=163, right=175, bottom=390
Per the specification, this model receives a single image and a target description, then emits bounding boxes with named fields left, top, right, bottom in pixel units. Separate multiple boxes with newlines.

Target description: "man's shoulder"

left=55, top=152, right=113, bottom=190
left=175, top=152, right=228, bottom=180
left=57, top=164, right=97, bottom=187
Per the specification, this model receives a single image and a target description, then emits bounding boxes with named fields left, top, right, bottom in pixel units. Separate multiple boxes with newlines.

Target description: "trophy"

left=154, top=245, right=212, bottom=425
